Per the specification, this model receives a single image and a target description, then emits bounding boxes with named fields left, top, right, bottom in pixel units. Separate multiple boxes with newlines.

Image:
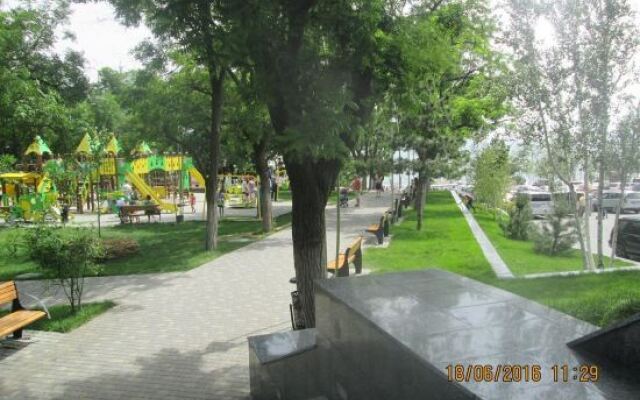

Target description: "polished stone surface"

left=249, top=329, right=328, bottom=400
left=569, top=312, right=640, bottom=369
left=315, top=269, right=640, bottom=399
left=249, top=329, right=317, bottom=364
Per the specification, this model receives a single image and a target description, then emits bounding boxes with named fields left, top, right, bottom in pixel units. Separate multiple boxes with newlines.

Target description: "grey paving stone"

left=1, top=192, right=397, bottom=399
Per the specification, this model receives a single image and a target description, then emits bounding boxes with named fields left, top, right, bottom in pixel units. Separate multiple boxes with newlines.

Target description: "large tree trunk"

left=253, top=139, right=273, bottom=232
left=204, top=69, right=225, bottom=251
left=609, top=171, right=628, bottom=267
left=566, top=184, right=589, bottom=269
left=582, top=166, right=596, bottom=270
left=285, top=158, right=339, bottom=328
left=596, top=159, right=605, bottom=268
left=415, top=172, right=428, bottom=231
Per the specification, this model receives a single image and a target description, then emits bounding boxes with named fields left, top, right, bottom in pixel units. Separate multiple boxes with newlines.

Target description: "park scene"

left=1, top=0, right=640, bottom=399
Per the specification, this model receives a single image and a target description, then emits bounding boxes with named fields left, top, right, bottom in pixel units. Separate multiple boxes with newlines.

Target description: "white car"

left=519, top=191, right=554, bottom=217
left=593, top=191, right=640, bottom=213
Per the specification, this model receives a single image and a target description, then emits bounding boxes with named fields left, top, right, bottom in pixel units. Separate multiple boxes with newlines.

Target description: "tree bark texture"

left=415, top=172, right=428, bottom=231
left=253, top=139, right=273, bottom=232
left=285, top=157, right=340, bottom=328
left=204, top=68, right=225, bottom=251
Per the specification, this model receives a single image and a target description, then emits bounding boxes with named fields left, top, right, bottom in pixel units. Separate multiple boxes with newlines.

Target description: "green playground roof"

left=75, top=133, right=95, bottom=155
left=104, top=135, right=121, bottom=155
left=132, top=141, right=152, bottom=156
left=24, top=136, right=52, bottom=156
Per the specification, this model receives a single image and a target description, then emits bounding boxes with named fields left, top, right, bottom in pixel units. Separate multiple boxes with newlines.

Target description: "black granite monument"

left=249, top=270, right=640, bottom=399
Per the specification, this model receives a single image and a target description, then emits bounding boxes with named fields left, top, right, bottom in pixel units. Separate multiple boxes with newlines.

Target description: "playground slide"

left=36, top=173, right=52, bottom=194
left=125, top=171, right=177, bottom=212
left=189, top=167, right=206, bottom=189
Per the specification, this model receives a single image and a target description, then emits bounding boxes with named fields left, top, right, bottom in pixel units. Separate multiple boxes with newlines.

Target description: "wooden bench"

left=366, top=216, right=385, bottom=244
left=0, top=281, right=47, bottom=339
left=327, top=237, right=363, bottom=277
left=119, top=205, right=162, bottom=223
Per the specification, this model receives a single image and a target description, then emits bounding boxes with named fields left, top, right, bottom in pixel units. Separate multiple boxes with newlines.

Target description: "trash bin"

left=290, top=291, right=306, bottom=330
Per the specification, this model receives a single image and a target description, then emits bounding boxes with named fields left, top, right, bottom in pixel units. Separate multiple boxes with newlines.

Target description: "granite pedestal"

left=249, top=270, right=640, bottom=399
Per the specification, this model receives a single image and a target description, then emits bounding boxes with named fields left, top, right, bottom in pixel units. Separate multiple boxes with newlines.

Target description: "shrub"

left=4, top=230, right=23, bottom=257
left=99, top=238, right=140, bottom=260
left=499, top=194, right=532, bottom=240
left=26, top=226, right=102, bottom=313
left=530, top=200, right=577, bottom=256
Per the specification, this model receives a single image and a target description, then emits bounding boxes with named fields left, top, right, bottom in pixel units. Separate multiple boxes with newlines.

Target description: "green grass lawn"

left=0, top=301, right=115, bottom=333
left=0, top=213, right=292, bottom=281
left=366, top=191, right=640, bottom=327
left=474, top=210, right=629, bottom=276
left=366, top=193, right=495, bottom=282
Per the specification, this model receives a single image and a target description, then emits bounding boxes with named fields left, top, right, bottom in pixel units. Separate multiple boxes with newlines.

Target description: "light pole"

left=334, top=173, right=340, bottom=279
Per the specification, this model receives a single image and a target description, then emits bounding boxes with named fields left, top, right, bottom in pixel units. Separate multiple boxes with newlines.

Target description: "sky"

left=2, top=1, right=151, bottom=81
left=3, top=1, right=640, bottom=82
left=55, top=2, right=151, bottom=81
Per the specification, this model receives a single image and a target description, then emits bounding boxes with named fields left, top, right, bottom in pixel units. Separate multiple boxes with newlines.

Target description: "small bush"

left=499, top=194, right=532, bottom=240
left=100, top=238, right=140, bottom=260
left=530, top=200, right=577, bottom=256
left=26, top=226, right=102, bottom=313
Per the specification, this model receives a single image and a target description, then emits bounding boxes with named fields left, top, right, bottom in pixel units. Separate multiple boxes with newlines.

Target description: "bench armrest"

left=22, top=293, right=51, bottom=319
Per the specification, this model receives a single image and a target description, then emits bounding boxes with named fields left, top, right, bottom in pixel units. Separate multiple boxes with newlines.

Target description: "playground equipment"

left=221, top=174, right=259, bottom=208
left=0, top=137, right=59, bottom=223
left=73, top=136, right=204, bottom=214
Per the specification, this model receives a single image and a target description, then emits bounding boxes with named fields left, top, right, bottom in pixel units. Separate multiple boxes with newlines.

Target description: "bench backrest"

left=0, top=281, right=18, bottom=306
left=347, top=236, right=363, bottom=255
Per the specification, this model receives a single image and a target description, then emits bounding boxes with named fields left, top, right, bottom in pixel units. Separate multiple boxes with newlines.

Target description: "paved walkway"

left=0, top=192, right=394, bottom=400
left=451, top=191, right=514, bottom=279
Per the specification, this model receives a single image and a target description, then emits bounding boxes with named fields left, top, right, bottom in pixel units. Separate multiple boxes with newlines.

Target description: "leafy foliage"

left=26, top=226, right=103, bottom=313
left=0, top=4, right=90, bottom=155
left=530, top=201, right=577, bottom=256
left=472, top=139, right=513, bottom=210
left=499, top=194, right=533, bottom=240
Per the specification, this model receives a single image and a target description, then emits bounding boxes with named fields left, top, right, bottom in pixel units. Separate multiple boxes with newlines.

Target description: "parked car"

left=592, top=191, right=640, bottom=213
left=521, top=191, right=554, bottom=217
left=610, top=216, right=640, bottom=261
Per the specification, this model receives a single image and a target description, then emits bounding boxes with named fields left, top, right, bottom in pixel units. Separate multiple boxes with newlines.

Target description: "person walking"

left=271, top=170, right=278, bottom=201
left=350, top=175, right=362, bottom=207
left=375, top=175, right=383, bottom=198
left=189, top=192, right=196, bottom=213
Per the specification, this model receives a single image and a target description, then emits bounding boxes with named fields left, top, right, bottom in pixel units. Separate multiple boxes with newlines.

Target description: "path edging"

left=450, top=191, right=515, bottom=279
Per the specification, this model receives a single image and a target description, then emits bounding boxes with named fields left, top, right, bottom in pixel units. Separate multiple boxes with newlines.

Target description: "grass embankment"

left=0, top=301, right=116, bottom=333
left=474, top=210, right=629, bottom=276
left=0, top=213, right=292, bottom=281
left=366, top=191, right=640, bottom=326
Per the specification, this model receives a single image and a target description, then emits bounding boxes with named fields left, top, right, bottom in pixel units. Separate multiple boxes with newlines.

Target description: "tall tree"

left=609, top=102, right=640, bottom=266
left=231, top=0, right=403, bottom=327
left=472, top=139, right=513, bottom=210
left=392, top=2, right=506, bottom=230
left=225, top=73, right=275, bottom=232
left=505, top=0, right=638, bottom=270
left=584, top=0, right=638, bottom=268
left=106, top=0, right=240, bottom=250
left=0, top=3, right=90, bottom=156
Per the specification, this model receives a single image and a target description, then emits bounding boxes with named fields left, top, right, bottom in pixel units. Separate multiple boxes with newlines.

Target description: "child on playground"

left=189, top=192, right=196, bottom=213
